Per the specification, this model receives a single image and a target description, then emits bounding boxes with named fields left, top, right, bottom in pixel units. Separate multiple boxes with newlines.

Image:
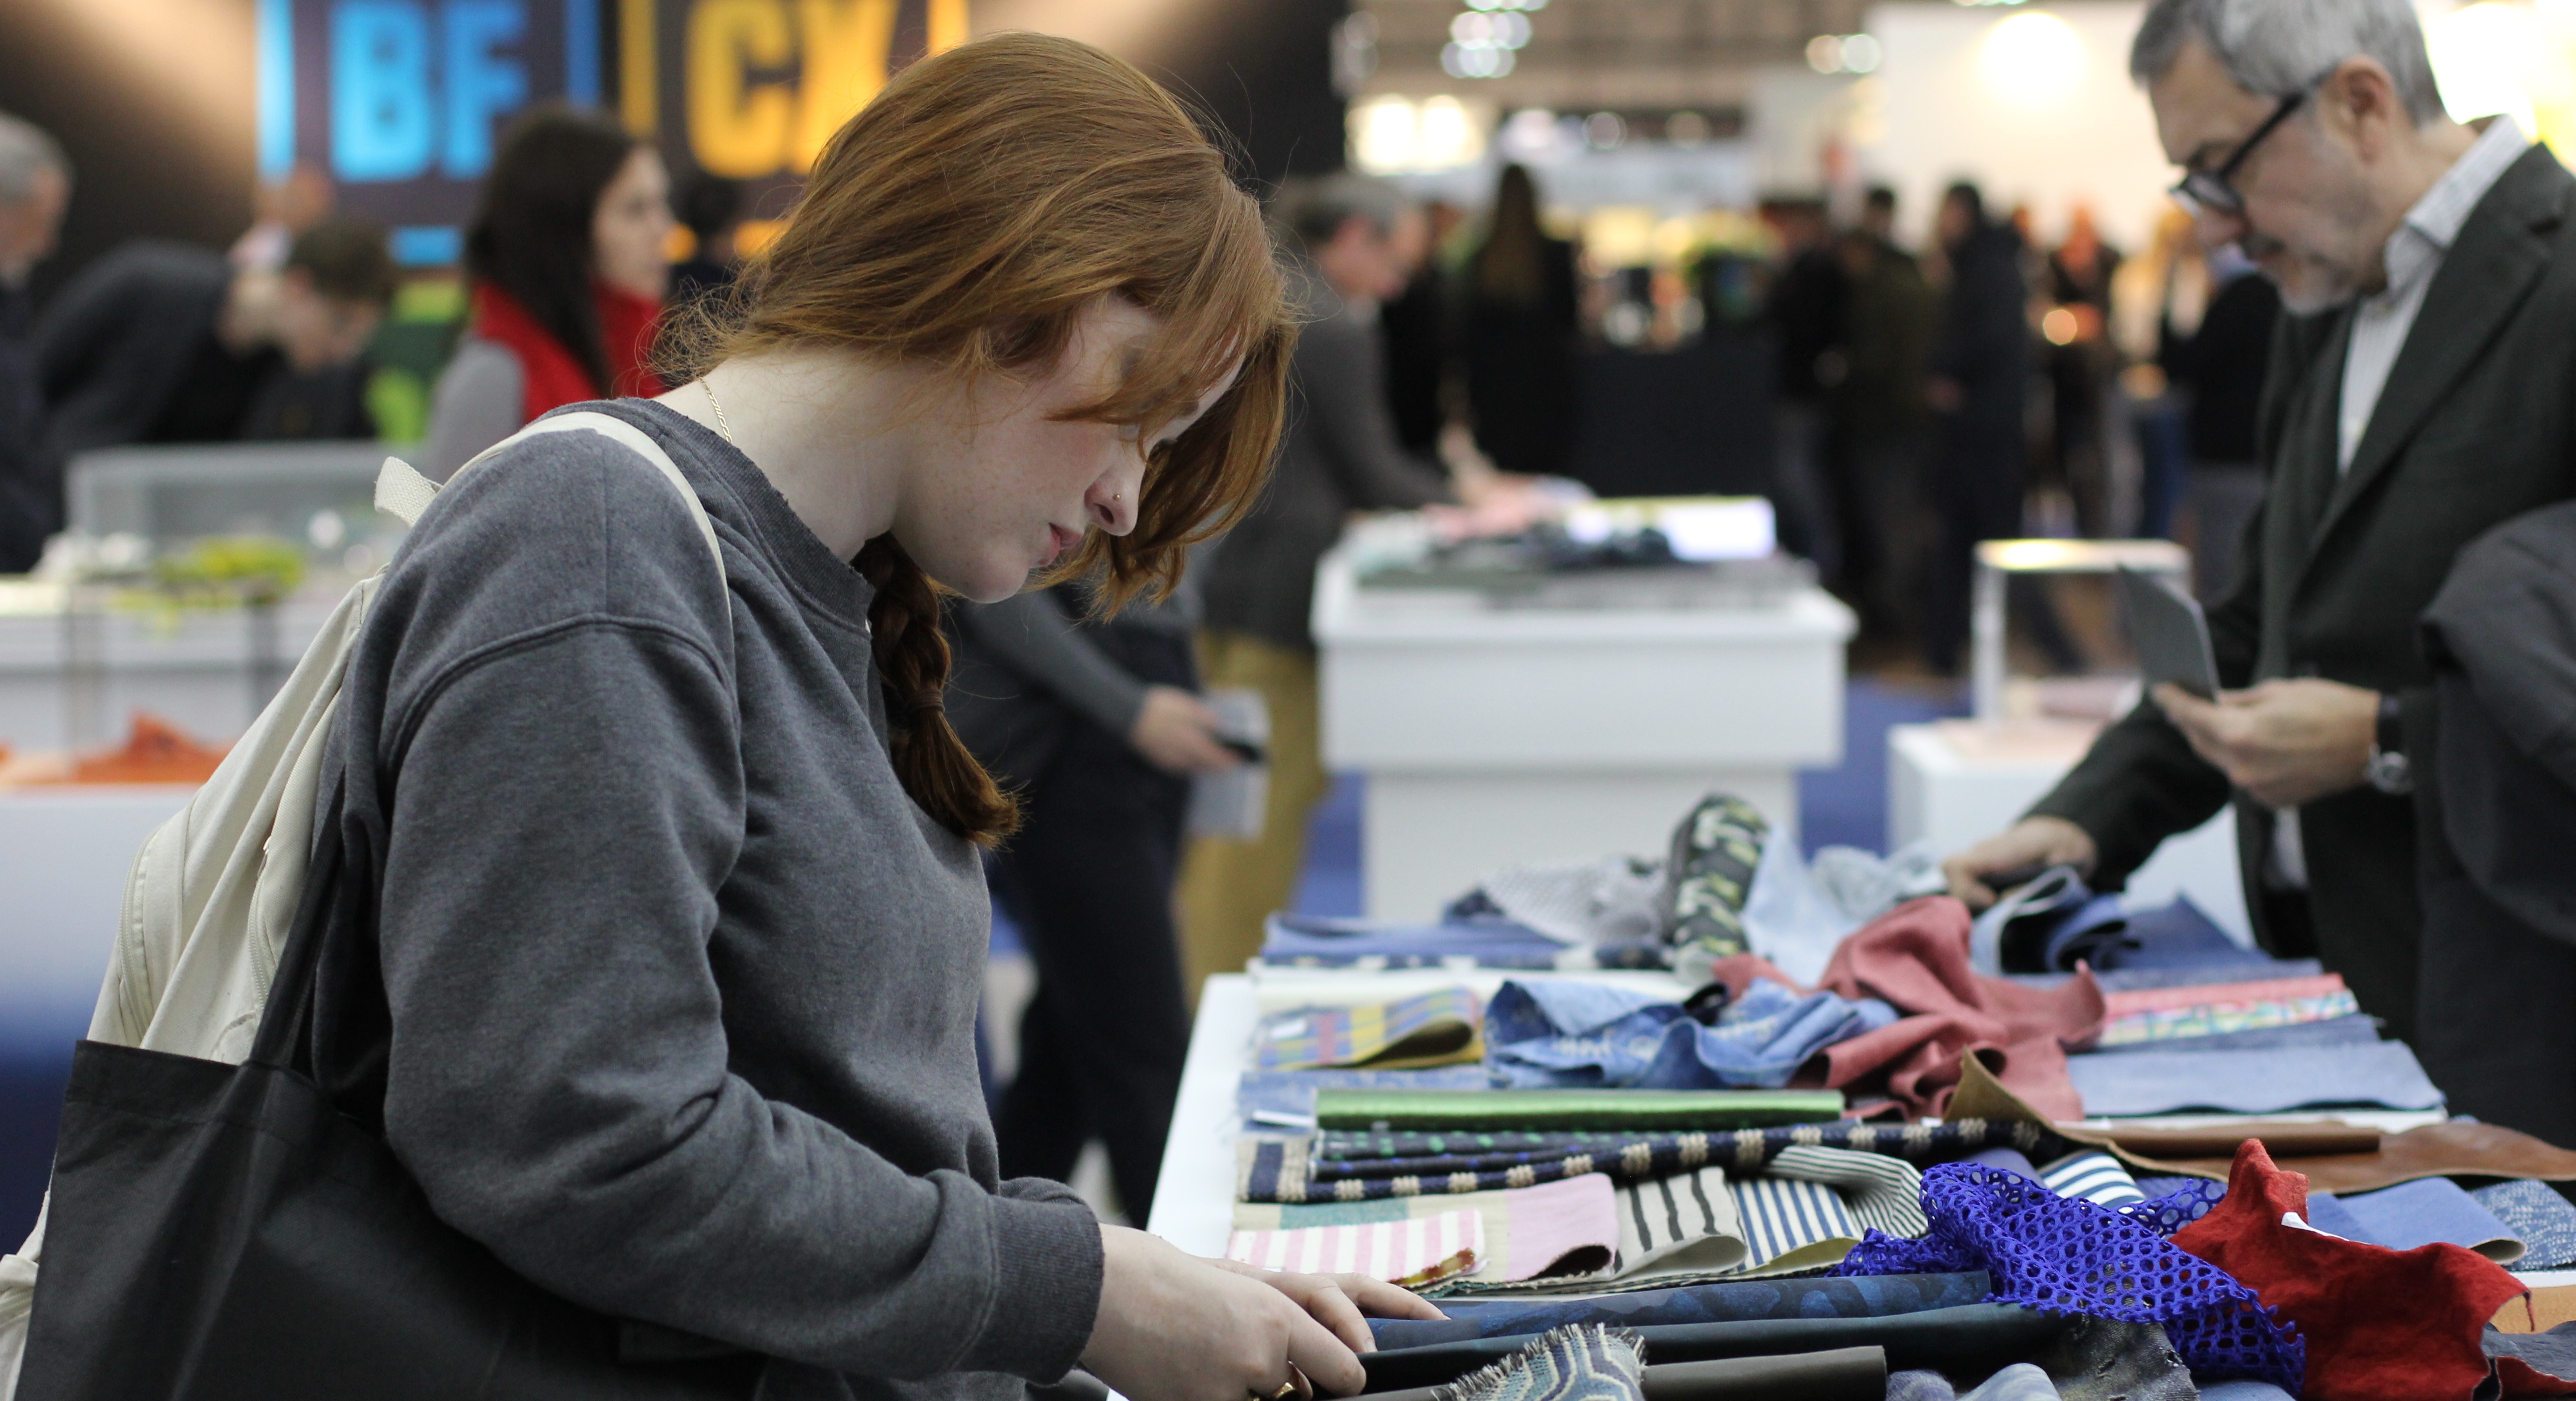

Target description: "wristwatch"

left=2365, top=692, right=2413, bottom=795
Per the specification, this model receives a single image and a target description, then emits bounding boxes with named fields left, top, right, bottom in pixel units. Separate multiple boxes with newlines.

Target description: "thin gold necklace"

left=701, top=378, right=735, bottom=444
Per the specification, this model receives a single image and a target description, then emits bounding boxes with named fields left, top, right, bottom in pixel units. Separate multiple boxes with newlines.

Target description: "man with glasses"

left=1944, top=0, right=2576, bottom=1074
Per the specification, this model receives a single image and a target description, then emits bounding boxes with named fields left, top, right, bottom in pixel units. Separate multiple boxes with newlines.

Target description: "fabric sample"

left=2037, top=1151, right=2145, bottom=1209
left=1258, top=913, right=1669, bottom=972
left=2091, top=958, right=2323, bottom=992
left=2065, top=1041, right=2444, bottom=1117
left=1633, top=1348, right=1885, bottom=1401
left=1969, top=865, right=2128, bottom=974
left=2197, top=1385, right=2297, bottom=1401
left=2170, top=1140, right=2526, bottom=1401
left=2486, top=1322, right=2576, bottom=1399
left=1368, top=1272, right=1988, bottom=1347
left=1256, top=987, right=1485, bottom=1072
left=1728, top=1172, right=1857, bottom=1273
left=1483, top=979, right=1899, bottom=1092
left=1768, top=1145, right=1928, bottom=1240
left=1361, top=1304, right=2068, bottom=1393
left=1236, top=1066, right=1491, bottom=1131
left=1665, top=793, right=1770, bottom=967
left=2474, top=1179, right=2576, bottom=1268
left=1225, top=1208, right=1483, bottom=1286
left=2079, top=1012, right=2381, bottom=1057
left=2096, top=974, right=2360, bottom=1048
left=1431, top=1324, right=1645, bottom=1401
left=2032, top=1317, right=2195, bottom=1401
left=1963, top=1147, right=2044, bottom=1181
left=1699, top=898, right=2107, bottom=1120
left=1312, top=1088, right=1847, bottom=1133
left=2310, top=1176, right=2524, bottom=1263
left=1239, top=1118, right=2052, bottom=1206
left=1834, top=1163, right=2303, bottom=1391
left=1883, top=1371, right=1958, bottom=1401
left=1234, top=1173, right=1618, bottom=1283
left=1611, top=1167, right=1746, bottom=1278
left=2094, top=896, right=2275, bottom=973
left=1957, top=1365, right=2059, bottom=1401
left=1460, top=856, right=1668, bottom=947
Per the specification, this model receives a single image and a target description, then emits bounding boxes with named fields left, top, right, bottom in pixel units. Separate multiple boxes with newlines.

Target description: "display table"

left=0, top=584, right=341, bottom=753
left=1889, top=719, right=2252, bottom=944
left=0, top=784, right=193, bottom=1036
left=1312, top=548, right=1854, bottom=921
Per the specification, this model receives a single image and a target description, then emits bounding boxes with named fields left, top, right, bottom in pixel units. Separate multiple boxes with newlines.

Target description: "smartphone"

left=2118, top=566, right=2221, bottom=700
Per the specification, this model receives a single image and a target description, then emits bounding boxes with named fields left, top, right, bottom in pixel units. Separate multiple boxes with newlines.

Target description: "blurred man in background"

left=1946, top=0, right=2576, bottom=1055
left=0, top=112, right=70, bottom=573
left=37, top=216, right=395, bottom=460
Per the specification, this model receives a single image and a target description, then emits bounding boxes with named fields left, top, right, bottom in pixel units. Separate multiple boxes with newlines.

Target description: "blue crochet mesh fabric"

left=1832, top=1163, right=2300, bottom=1392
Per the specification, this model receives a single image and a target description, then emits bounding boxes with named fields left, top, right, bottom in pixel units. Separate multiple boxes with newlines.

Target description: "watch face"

left=2369, top=749, right=2413, bottom=796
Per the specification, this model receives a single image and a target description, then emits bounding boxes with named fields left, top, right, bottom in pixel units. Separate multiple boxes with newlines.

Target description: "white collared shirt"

left=2273, top=116, right=2529, bottom=890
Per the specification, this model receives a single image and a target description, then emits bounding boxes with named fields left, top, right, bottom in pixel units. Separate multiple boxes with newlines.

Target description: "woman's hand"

left=1081, top=1226, right=1445, bottom=1401
left=1129, top=686, right=1242, bottom=775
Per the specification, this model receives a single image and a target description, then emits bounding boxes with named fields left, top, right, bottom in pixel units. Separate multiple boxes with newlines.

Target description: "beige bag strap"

left=373, top=410, right=727, bottom=577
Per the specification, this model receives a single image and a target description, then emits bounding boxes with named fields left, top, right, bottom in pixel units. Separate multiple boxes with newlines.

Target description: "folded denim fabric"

left=1238, top=1066, right=1492, bottom=1131
left=1483, top=980, right=1899, bottom=1092
left=1257, top=987, right=1485, bottom=1071
left=1969, top=866, right=2117, bottom=975
left=1312, top=1088, right=1846, bottom=1133
left=1368, top=1272, right=1990, bottom=1348
left=2065, top=1041, right=2445, bottom=1117
left=2473, top=1179, right=2576, bottom=1268
left=1226, top=1208, right=1485, bottom=1286
left=1358, top=1305, right=2069, bottom=1393
left=2090, top=898, right=2273, bottom=974
left=2305, top=1177, right=2524, bottom=1263
left=1233, top=1173, right=1618, bottom=1283
left=2039, top=1151, right=2146, bottom=1209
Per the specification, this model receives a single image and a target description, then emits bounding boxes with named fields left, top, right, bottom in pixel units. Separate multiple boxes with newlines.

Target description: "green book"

left=1311, top=1088, right=1847, bottom=1132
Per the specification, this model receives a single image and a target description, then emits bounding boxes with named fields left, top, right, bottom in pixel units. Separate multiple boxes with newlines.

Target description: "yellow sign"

left=624, top=0, right=966, bottom=180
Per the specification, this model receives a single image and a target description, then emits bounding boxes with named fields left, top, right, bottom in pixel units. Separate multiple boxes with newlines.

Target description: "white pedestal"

left=1313, top=549, right=1854, bottom=921
left=1888, top=719, right=2252, bottom=943
left=0, top=785, right=194, bottom=1035
left=0, top=593, right=342, bottom=753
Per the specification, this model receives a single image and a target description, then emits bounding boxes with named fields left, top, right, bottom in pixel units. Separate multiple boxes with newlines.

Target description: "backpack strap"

left=373, top=410, right=727, bottom=577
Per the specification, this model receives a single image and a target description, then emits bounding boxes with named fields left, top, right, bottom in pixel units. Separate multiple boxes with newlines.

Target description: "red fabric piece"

left=1701, top=897, right=2105, bottom=1120
left=470, top=280, right=666, bottom=423
left=2171, top=1140, right=2528, bottom=1401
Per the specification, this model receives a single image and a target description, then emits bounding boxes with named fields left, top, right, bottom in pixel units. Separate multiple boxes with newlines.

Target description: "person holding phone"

left=1943, top=0, right=2576, bottom=1051
left=307, top=35, right=1434, bottom=1401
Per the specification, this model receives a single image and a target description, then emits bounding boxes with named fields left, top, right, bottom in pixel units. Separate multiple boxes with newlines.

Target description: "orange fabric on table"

left=1701, top=896, right=2105, bottom=1120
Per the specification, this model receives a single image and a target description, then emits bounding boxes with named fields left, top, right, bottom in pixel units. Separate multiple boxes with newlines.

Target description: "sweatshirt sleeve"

left=371, top=618, right=1102, bottom=1380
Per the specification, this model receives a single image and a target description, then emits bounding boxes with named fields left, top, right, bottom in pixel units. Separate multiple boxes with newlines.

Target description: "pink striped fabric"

left=1225, top=1209, right=1485, bottom=1287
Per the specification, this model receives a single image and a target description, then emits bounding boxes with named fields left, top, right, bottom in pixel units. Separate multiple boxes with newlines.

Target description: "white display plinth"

left=0, top=785, right=194, bottom=1031
left=1889, top=719, right=2252, bottom=943
left=0, top=591, right=341, bottom=753
left=1313, top=548, right=1854, bottom=921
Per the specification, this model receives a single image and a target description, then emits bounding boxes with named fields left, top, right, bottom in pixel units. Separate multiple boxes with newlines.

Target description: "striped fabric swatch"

left=2098, top=974, right=2361, bottom=1047
left=1239, top=1118, right=2056, bottom=1204
left=1611, top=1167, right=1746, bottom=1278
left=1226, top=1208, right=1485, bottom=1287
left=1255, top=987, right=1485, bottom=1072
left=2041, top=1150, right=2146, bottom=1208
left=1768, top=1145, right=1928, bottom=1239
left=1728, top=1173, right=1857, bottom=1274
left=1233, top=1172, right=1619, bottom=1283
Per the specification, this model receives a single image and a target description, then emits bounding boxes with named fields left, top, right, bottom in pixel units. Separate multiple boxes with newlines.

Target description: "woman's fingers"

left=1280, top=1306, right=1367, bottom=1396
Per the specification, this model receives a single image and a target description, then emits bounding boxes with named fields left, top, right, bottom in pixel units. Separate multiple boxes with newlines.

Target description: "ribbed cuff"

left=965, top=1193, right=1104, bottom=1382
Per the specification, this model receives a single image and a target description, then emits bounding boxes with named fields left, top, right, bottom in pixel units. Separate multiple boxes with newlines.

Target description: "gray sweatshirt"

left=316, top=399, right=1104, bottom=1398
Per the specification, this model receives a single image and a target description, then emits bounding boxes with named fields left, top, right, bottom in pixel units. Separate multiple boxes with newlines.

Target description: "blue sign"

left=260, top=0, right=603, bottom=264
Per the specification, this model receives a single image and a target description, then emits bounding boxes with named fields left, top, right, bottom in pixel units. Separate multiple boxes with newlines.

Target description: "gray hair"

left=1271, top=173, right=1411, bottom=251
left=2131, top=0, right=2446, bottom=125
left=0, top=112, right=69, bottom=204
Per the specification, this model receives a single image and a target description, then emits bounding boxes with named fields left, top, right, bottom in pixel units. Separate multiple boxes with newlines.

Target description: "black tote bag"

left=17, top=787, right=764, bottom=1399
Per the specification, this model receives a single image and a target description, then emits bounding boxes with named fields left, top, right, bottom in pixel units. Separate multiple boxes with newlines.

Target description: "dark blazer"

left=2029, top=144, right=2576, bottom=1045
left=0, top=280, right=53, bottom=571
left=33, top=241, right=232, bottom=460
left=1201, top=259, right=1452, bottom=652
left=2413, top=501, right=2576, bottom=1148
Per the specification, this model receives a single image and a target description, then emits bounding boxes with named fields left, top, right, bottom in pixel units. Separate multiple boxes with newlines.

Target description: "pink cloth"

left=1227, top=1208, right=1484, bottom=1286
left=1705, top=897, right=2105, bottom=1120
left=1496, top=1171, right=1618, bottom=1280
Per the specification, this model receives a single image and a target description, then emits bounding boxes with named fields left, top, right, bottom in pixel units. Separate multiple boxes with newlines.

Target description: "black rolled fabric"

left=1357, top=1304, right=2066, bottom=1392
left=16, top=787, right=760, bottom=1401
left=1638, top=1347, right=1886, bottom=1401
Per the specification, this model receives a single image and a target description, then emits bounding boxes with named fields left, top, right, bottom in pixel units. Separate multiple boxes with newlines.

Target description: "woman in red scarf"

left=423, top=105, right=673, bottom=479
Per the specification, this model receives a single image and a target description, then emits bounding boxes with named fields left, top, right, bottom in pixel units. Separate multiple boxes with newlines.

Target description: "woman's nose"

left=1087, top=481, right=1135, bottom=536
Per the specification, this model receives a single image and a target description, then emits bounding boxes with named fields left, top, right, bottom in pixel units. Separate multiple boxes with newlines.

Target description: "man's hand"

left=2152, top=678, right=2377, bottom=810
left=1942, top=816, right=2100, bottom=911
left=1130, top=686, right=1243, bottom=775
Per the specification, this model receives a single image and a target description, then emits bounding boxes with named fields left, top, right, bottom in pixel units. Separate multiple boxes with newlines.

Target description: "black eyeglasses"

left=2172, top=89, right=2308, bottom=217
